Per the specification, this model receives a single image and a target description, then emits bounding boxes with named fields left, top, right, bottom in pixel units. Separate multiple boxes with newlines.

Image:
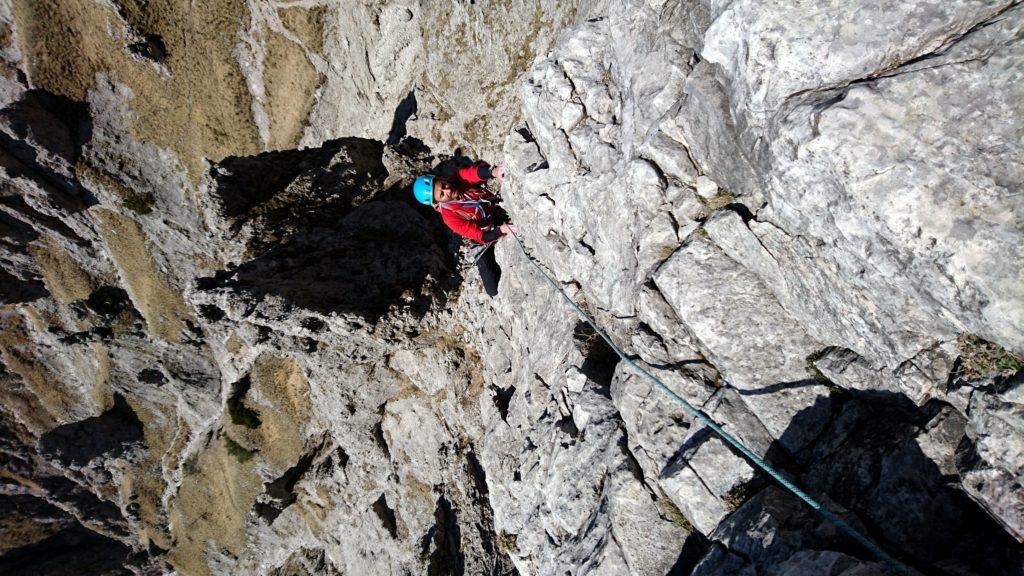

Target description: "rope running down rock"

left=509, top=232, right=909, bottom=576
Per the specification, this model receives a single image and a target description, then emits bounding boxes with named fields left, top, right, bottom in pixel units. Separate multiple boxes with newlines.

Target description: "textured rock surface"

left=0, top=1, right=1022, bottom=575
left=498, top=0, right=1024, bottom=573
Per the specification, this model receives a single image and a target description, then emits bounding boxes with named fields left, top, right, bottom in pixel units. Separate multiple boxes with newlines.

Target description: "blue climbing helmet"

left=413, top=175, right=435, bottom=206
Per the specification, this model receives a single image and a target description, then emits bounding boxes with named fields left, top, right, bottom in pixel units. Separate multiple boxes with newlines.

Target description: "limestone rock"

left=1, top=0, right=1023, bottom=574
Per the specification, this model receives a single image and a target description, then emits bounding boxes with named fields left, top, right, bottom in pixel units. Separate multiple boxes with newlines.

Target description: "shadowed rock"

left=0, top=524, right=131, bottom=576
left=207, top=137, right=387, bottom=240
left=201, top=137, right=459, bottom=321
left=199, top=200, right=452, bottom=320
left=693, top=389, right=1024, bottom=574
left=37, top=395, right=144, bottom=467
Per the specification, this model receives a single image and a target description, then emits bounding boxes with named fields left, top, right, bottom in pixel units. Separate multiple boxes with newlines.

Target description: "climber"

left=413, top=162, right=516, bottom=297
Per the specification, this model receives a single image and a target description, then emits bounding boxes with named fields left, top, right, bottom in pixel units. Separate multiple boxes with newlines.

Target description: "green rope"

left=509, top=233, right=909, bottom=576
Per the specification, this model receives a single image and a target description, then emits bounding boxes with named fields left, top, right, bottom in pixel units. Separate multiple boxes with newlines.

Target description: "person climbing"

left=413, top=161, right=516, bottom=297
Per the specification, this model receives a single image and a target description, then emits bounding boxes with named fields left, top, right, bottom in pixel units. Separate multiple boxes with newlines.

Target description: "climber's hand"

left=492, top=165, right=505, bottom=180
left=499, top=223, right=517, bottom=236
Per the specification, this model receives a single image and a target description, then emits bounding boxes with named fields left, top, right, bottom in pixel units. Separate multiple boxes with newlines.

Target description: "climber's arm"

left=456, top=162, right=504, bottom=184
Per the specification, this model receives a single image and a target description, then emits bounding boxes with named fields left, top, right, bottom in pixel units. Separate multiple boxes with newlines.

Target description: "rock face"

left=0, top=1, right=1023, bottom=576
left=496, top=0, right=1024, bottom=573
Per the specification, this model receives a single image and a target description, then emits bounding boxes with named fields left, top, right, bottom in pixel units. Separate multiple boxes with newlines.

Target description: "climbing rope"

left=509, top=233, right=909, bottom=576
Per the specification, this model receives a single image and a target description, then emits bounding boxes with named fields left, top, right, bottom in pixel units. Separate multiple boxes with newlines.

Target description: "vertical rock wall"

left=490, top=0, right=1023, bottom=574
left=0, top=1, right=1022, bottom=575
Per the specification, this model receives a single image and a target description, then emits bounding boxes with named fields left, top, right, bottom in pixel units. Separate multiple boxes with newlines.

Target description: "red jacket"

left=438, top=164, right=499, bottom=244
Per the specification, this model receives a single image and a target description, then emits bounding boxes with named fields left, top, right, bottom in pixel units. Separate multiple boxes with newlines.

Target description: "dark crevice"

left=254, top=444, right=321, bottom=525
left=197, top=304, right=225, bottom=322
left=0, top=205, right=47, bottom=301
left=954, top=433, right=983, bottom=481
left=84, top=286, right=134, bottom=320
left=572, top=320, right=620, bottom=391
left=127, top=33, right=167, bottom=63
left=425, top=496, right=464, bottom=575
left=735, top=378, right=829, bottom=397
left=556, top=414, right=579, bottom=445
left=301, top=316, right=325, bottom=332
left=336, top=447, right=350, bottom=469
left=632, top=323, right=711, bottom=370
left=136, top=368, right=166, bottom=385
left=464, top=450, right=489, bottom=497
left=300, top=336, right=318, bottom=353
left=526, top=159, right=549, bottom=173
left=722, top=202, right=755, bottom=223
left=641, top=358, right=710, bottom=371
left=225, top=376, right=261, bottom=429
left=639, top=156, right=669, bottom=188
left=372, top=494, right=398, bottom=539
left=493, top=385, right=516, bottom=422
left=461, top=448, right=519, bottom=575
left=625, top=421, right=661, bottom=481
left=372, top=419, right=391, bottom=459
left=0, top=264, right=47, bottom=304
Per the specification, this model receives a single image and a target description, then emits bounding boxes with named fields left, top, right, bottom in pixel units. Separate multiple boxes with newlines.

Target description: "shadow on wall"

left=387, top=90, right=417, bottom=146
left=198, top=200, right=457, bottom=322
left=697, top=389, right=1024, bottom=574
left=208, top=137, right=389, bottom=235
left=200, top=136, right=465, bottom=322
left=0, top=87, right=99, bottom=304
left=0, top=209, right=48, bottom=303
left=36, top=394, right=144, bottom=467
left=0, top=87, right=97, bottom=210
left=426, top=495, right=464, bottom=575
left=0, top=523, right=131, bottom=576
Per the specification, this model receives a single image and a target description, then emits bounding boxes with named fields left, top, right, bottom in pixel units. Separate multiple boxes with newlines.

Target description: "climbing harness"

left=440, top=197, right=493, bottom=221
left=509, top=233, right=910, bottom=576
